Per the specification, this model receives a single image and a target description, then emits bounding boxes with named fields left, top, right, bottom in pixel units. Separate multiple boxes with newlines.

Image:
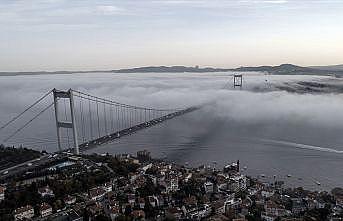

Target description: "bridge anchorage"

left=0, top=88, right=199, bottom=155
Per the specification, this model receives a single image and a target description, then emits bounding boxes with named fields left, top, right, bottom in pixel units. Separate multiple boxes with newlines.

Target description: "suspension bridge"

left=0, top=88, right=200, bottom=155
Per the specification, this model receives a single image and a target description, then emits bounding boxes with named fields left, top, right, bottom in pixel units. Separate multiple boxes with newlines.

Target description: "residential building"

left=38, top=186, right=55, bottom=197
left=40, top=202, right=53, bottom=218
left=0, top=186, right=5, bottom=202
left=89, top=187, right=106, bottom=201
left=14, top=205, right=34, bottom=221
left=204, top=181, right=214, bottom=193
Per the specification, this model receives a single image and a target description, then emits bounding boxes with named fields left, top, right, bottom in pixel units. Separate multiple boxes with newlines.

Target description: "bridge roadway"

left=79, top=106, right=200, bottom=152
left=0, top=106, right=200, bottom=180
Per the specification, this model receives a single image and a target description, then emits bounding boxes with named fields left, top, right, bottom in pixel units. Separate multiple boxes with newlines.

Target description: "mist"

left=1, top=72, right=343, bottom=148
left=1, top=72, right=343, bottom=190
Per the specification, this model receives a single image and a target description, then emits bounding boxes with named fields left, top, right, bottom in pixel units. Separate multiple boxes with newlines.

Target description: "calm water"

left=0, top=72, right=342, bottom=191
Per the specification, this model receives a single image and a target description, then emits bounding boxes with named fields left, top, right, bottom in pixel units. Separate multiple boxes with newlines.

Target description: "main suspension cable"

left=2, top=102, right=54, bottom=143
left=0, top=89, right=52, bottom=131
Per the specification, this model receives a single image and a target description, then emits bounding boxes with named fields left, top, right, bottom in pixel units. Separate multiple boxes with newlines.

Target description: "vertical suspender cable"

left=103, top=102, right=107, bottom=135
left=118, top=105, right=121, bottom=131
left=96, top=99, right=100, bottom=138
left=145, top=109, right=147, bottom=123
left=88, top=95, right=93, bottom=140
left=111, top=104, right=114, bottom=132
left=64, top=99, right=70, bottom=148
left=79, top=97, right=85, bottom=142
left=122, top=106, right=124, bottom=129
left=127, top=107, right=130, bottom=128
left=115, top=105, right=118, bottom=131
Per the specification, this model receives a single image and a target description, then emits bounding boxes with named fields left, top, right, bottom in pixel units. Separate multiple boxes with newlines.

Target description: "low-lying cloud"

left=1, top=72, right=343, bottom=151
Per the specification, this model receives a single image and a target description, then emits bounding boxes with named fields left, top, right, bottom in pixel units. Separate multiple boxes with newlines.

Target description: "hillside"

left=309, top=64, right=343, bottom=71
left=1, top=64, right=343, bottom=76
left=114, top=66, right=229, bottom=73
left=232, top=64, right=343, bottom=76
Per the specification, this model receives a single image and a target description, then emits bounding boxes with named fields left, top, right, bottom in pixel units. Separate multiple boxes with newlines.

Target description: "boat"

left=287, top=174, right=292, bottom=177
left=315, top=181, right=321, bottom=185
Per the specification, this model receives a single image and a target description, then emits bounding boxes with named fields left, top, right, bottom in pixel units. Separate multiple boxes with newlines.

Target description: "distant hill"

left=0, top=66, right=229, bottom=76
left=1, top=64, right=343, bottom=76
left=309, top=64, right=343, bottom=71
left=114, top=66, right=229, bottom=73
left=232, top=64, right=343, bottom=76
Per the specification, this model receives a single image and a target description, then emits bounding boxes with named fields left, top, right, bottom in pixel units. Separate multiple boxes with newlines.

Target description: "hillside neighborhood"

left=0, top=149, right=342, bottom=221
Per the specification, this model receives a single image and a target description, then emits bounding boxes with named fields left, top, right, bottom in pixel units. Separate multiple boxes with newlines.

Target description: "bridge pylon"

left=233, top=74, right=243, bottom=89
left=53, top=89, right=79, bottom=155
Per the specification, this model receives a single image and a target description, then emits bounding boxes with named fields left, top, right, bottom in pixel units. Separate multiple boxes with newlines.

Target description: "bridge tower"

left=233, top=74, right=243, bottom=88
left=53, top=89, right=79, bottom=154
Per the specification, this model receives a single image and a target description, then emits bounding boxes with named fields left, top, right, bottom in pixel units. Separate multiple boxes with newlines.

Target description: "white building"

left=228, top=175, right=247, bottom=192
left=167, top=177, right=179, bottom=193
left=14, top=205, right=34, bottom=221
left=40, top=203, right=53, bottom=218
left=0, top=186, right=5, bottom=202
left=261, top=189, right=275, bottom=198
left=148, top=196, right=156, bottom=207
left=64, top=195, right=76, bottom=205
left=204, top=181, right=214, bottom=193
left=38, top=186, right=55, bottom=197
left=102, top=182, right=113, bottom=192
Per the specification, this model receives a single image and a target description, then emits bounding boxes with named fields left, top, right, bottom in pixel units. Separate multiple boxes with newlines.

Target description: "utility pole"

left=53, top=89, right=79, bottom=155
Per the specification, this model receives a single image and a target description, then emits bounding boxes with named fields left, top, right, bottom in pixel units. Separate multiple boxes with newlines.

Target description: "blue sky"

left=0, top=0, right=342, bottom=71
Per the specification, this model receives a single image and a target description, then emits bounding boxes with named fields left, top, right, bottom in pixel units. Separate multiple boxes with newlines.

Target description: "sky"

left=0, top=0, right=343, bottom=71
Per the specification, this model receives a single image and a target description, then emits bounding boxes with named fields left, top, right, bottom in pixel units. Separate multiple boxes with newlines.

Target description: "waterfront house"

left=265, top=200, right=290, bottom=217
left=261, top=189, right=275, bottom=198
left=291, top=198, right=306, bottom=214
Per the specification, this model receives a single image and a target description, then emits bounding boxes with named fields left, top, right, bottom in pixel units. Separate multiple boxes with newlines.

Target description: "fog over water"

left=0, top=72, right=343, bottom=190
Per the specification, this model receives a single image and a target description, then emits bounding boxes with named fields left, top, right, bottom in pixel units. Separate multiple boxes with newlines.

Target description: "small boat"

left=315, top=181, right=321, bottom=185
left=287, top=174, right=292, bottom=178
left=261, top=174, right=265, bottom=178
left=243, top=166, right=247, bottom=170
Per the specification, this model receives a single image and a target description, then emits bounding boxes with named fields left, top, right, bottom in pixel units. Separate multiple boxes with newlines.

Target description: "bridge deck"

left=79, top=106, right=200, bottom=152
